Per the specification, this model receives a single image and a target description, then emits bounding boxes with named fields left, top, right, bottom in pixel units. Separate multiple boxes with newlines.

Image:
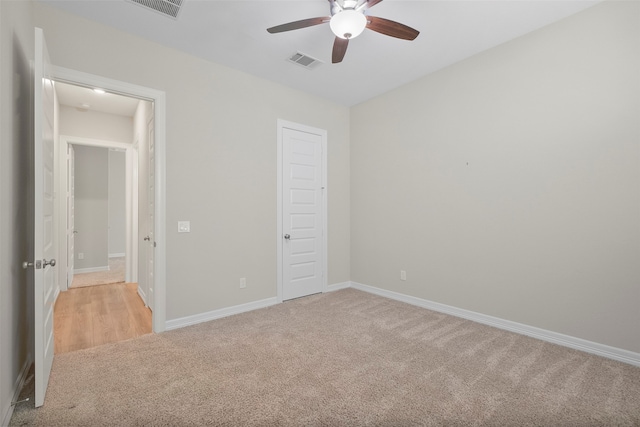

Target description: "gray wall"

left=108, top=149, right=126, bottom=256
left=34, top=3, right=352, bottom=321
left=351, top=1, right=640, bottom=353
left=0, top=1, right=34, bottom=424
left=73, top=145, right=109, bottom=270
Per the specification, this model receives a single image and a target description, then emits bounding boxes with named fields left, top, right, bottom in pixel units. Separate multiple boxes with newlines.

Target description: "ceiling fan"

left=267, top=0, right=419, bottom=64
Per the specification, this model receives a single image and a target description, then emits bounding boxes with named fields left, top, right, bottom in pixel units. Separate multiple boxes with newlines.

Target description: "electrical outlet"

left=400, top=270, right=407, bottom=281
left=240, top=278, right=246, bottom=289
left=78, top=252, right=84, bottom=260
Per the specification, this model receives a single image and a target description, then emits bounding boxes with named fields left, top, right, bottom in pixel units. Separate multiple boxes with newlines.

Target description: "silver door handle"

left=144, top=236, right=151, bottom=241
left=43, top=259, right=56, bottom=268
left=284, top=234, right=290, bottom=240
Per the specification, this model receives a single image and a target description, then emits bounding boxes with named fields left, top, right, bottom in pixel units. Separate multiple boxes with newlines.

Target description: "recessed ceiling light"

left=93, top=88, right=106, bottom=94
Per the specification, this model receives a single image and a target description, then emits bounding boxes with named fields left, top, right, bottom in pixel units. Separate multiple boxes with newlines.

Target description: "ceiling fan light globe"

left=330, top=10, right=367, bottom=39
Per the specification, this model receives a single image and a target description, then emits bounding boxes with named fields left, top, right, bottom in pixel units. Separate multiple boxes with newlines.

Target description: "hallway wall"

left=73, top=145, right=109, bottom=271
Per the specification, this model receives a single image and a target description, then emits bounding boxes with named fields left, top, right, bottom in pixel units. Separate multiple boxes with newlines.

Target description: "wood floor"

left=54, top=282, right=152, bottom=354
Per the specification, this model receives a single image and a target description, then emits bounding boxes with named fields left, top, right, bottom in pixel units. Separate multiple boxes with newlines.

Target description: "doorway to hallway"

left=55, top=81, right=153, bottom=351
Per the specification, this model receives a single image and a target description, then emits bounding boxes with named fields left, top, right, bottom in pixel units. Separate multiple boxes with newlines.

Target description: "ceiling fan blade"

left=267, top=17, right=330, bottom=34
left=361, top=0, right=384, bottom=10
left=332, top=37, right=349, bottom=64
left=366, top=16, right=419, bottom=40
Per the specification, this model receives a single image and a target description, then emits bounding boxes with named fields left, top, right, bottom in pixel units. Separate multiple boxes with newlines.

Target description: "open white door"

left=33, top=27, right=56, bottom=407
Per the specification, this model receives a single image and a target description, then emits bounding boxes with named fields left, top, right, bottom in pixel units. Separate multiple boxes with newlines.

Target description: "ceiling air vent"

left=126, top=0, right=184, bottom=19
left=287, top=52, right=322, bottom=70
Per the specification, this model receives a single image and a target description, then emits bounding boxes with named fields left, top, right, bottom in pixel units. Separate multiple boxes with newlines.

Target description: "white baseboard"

left=74, top=266, right=109, bottom=274
left=109, top=253, right=125, bottom=258
left=165, top=297, right=279, bottom=331
left=327, top=281, right=351, bottom=292
left=163, top=280, right=639, bottom=367
left=137, top=286, right=148, bottom=307
left=165, top=282, right=355, bottom=331
left=1, top=355, right=32, bottom=427
left=348, top=281, right=640, bottom=367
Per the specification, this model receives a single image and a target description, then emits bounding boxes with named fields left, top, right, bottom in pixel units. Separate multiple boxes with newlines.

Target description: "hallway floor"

left=54, top=282, right=152, bottom=354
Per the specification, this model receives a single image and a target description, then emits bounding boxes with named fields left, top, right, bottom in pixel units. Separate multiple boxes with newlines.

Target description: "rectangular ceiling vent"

left=126, top=0, right=184, bottom=19
left=288, top=52, right=323, bottom=70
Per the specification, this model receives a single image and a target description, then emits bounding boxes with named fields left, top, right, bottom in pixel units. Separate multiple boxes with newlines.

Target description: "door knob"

left=43, top=259, right=56, bottom=268
left=143, top=236, right=151, bottom=241
left=284, top=234, right=290, bottom=240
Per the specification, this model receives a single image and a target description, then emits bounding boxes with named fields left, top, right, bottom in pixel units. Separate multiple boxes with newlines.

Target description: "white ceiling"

left=55, top=81, right=140, bottom=116
left=40, top=0, right=602, bottom=107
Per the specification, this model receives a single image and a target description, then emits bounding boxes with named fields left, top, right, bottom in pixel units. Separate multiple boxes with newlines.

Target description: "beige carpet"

left=10, top=289, right=640, bottom=426
left=70, top=257, right=125, bottom=288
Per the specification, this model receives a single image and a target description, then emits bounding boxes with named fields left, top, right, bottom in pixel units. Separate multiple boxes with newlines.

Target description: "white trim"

left=165, top=297, right=279, bottom=331
left=61, top=135, right=131, bottom=150
left=109, top=253, right=125, bottom=258
left=321, top=131, right=328, bottom=295
left=153, top=91, right=167, bottom=333
left=346, top=281, right=640, bottom=367
left=52, top=66, right=167, bottom=333
left=1, top=356, right=32, bottom=427
left=73, top=266, right=109, bottom=274
left=276, top=122, right=283, bottom=303
left=129, top=145, right=139, bottom=284
left=327, top=281, right=351, bottom=292
left=276, top=119, right=328, bottom=303
left=137, top=286, right=148, bottom=307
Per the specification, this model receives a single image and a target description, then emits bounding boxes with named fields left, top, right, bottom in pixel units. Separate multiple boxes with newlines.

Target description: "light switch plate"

left=178, top=221, right=190, bottom=233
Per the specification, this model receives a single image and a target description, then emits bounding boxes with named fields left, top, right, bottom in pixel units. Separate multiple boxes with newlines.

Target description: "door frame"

left=66, top=143, right=75, bottom=289
left=52, top=66, right=167, bottom=333
left=276, top=119, right=328, bottom=303
left=144, top=112, right=155, bottom=311
left=57, top=136, right=137, bottom=289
